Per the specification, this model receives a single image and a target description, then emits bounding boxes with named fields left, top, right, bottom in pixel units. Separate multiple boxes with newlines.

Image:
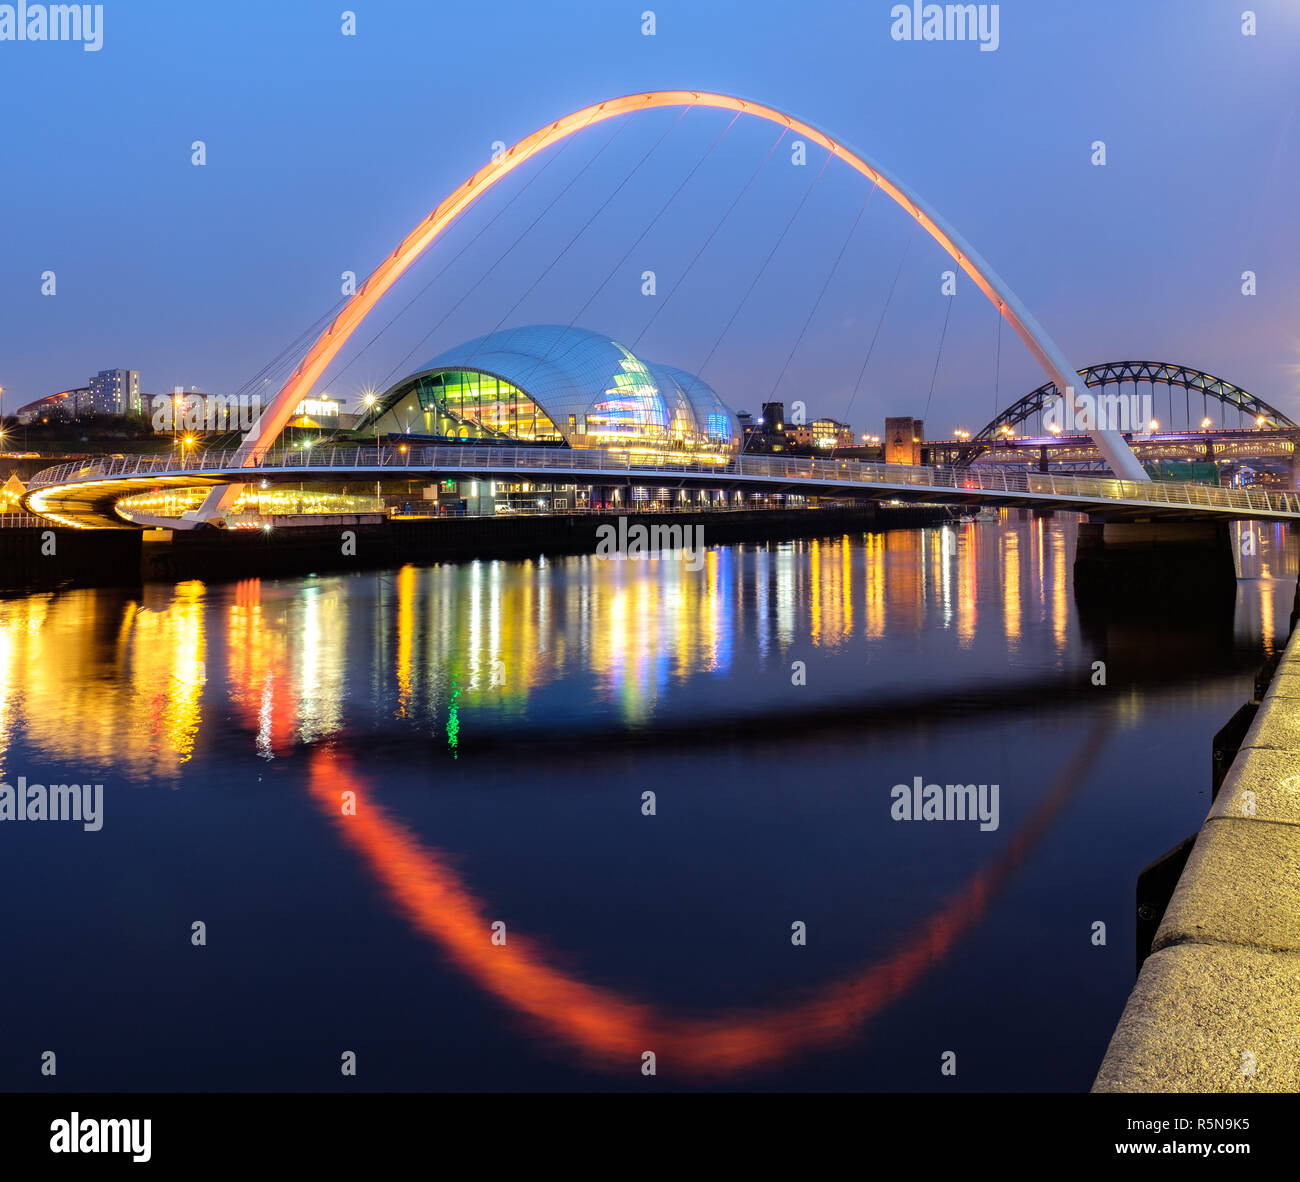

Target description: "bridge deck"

left=23, top=444, right=1300, bottom=529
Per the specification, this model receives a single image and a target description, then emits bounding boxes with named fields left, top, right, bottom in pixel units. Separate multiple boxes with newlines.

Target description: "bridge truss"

left=953, top=362, right=1297, bottom=467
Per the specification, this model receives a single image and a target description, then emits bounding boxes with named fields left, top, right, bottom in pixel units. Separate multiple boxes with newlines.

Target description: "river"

left=0, top=511, right=1292, bottom=1090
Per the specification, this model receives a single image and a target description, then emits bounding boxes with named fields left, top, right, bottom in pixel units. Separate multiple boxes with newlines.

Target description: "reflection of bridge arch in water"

left=0, top=569, right=1116, bottom=1078
left=300, top=724, right=1107, bottom=1078
left=198, top=87, right=1148, bottom=524
left=221, top=577, right=1114, bottom=1076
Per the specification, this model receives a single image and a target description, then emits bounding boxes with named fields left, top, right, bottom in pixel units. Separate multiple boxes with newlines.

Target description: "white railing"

left=23, top=444, right=1300, bottom=517
left=0, top=512, right=46, bottom=528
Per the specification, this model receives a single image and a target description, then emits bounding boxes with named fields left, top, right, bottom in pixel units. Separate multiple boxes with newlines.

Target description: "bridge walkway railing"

left=23, top=444, right=1300, bottom=517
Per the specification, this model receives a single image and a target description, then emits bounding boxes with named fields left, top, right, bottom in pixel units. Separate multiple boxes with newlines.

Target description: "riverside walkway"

left=1094, top=623, right=1300, bottom=1091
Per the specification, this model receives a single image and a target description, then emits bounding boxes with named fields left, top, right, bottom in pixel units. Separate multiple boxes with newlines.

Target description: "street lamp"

left=171, top=389, right=189, bottom=458
left=362, top=392, right=381, bottom=511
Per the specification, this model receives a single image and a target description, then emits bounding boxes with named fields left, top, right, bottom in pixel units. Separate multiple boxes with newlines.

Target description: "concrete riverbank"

left=1, top=503, right=952, bottom=591
left=1093, top=605, right=1300, bottom=1092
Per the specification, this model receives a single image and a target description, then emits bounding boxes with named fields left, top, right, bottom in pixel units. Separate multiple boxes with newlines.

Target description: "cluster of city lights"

left=116, top=486, right=384, bottom=523
left=614, top=446, right=732, bottom=465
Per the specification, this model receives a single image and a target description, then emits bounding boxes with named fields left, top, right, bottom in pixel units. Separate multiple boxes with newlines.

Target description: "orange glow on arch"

left=219, top=90, right=1070, bottom=490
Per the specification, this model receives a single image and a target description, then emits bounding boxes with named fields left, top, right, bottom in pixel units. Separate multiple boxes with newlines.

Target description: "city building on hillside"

left=788, top=417, right=855, bottom=449
left=13, top=369, right=140, bottom=422
left=87, top=369, right=141, bottom=416
left=13, top=389, right=89, bottom=423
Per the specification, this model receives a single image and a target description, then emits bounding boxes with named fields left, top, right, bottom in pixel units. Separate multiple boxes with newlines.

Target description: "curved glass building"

left=366, top=325, right=741, bottom=457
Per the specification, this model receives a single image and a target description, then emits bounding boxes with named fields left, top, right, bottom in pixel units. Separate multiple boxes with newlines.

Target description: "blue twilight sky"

left=1, top=0, right=1298, bottom=437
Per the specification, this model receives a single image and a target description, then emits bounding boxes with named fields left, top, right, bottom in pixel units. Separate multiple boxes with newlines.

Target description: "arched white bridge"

left=184, top=87, right=1147, bottom=528
left=24, top=444, right=1300, bottom=531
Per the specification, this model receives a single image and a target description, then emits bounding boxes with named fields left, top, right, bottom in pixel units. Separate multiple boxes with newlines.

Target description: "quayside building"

left=360, top=324, right=750, bottom=512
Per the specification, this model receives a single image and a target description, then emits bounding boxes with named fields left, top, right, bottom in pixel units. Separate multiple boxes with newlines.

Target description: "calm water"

left=0, top=513, right=1294, bottom=1091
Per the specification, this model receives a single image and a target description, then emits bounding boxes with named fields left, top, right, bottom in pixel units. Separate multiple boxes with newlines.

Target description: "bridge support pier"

left=1073, top=519, right=1237, bottom=613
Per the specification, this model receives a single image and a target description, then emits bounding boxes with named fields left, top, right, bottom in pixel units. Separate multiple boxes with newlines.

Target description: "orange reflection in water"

left=395, top=564, right=416, bottom=718
left=1002, top=530, right=1022, bottom=648
left=301, top=724, right=1105, bottom=1078
left=863, top=532, right=886, bottom=640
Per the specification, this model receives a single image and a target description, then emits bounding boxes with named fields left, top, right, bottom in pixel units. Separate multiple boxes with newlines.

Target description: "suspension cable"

left=629, top=121, right=786, bottom=352
left=844, top=221, right=914, bottom=423
left=492, top=108, right=746, bottom=406
left=462, top=112, right=676, bottom=355
left=314, top=119, right=583, bottom=400
left=922, top=293, right=953, bottom=424
left=993, top=305, right=1002, bottom=425
left=371, top=105, right=637, bottom=395
left=692, top=147, right=833, bottom=381
left=767, top=183, right=877, bottom=401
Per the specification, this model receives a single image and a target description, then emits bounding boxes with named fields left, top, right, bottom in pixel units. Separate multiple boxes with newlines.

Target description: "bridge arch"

left=200, top=89, right=1148, bottom=518
left=957, top=361, right=1296, bottom=464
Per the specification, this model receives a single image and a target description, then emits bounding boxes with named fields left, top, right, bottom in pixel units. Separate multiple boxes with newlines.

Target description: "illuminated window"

left=585, top=346, right=669, bottom=444
left=404, top=370, right=563, bottom=443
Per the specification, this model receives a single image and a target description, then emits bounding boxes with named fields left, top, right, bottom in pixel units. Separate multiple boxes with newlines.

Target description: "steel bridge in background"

left=943, top=361, right=1298, bottom=470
